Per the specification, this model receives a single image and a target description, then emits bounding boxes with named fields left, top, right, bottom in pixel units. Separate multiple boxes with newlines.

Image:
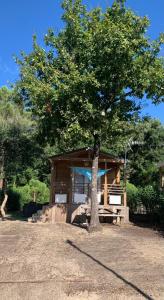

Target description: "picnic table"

left=82, top=205, right=124, bottom=224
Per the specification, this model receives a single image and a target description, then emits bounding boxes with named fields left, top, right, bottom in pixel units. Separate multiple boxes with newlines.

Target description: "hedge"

left=3, top=179, right=50, bottom=211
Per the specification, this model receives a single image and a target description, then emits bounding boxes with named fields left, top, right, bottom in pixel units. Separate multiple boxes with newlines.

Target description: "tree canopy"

left=127, top=118, right=164, bottom=187
left=0, top=87, right=50, bottom=187
left=15, top=0, right=164, bottom=149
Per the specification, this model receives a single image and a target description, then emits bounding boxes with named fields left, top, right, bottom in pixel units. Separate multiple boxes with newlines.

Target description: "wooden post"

left=115, top=167, right=120, bottom=184
left=89, top=136, right=102, bottom=232
left=123, top=166, right=127, bottom=207
left=50, top=160, right=55, bottom=205
left=123, top=191, right=127, bottom=207
left=66, top=166, right=73, bottom=224
left=68, top=167, right=73, bottom=204
left=104, top=161, right=108, bottom=207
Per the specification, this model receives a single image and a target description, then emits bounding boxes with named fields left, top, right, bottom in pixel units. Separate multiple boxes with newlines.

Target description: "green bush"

left=127, top=182, right=164, bottom=224
left=126, top=182, right=140, bottom=212
left=127, top=182, right=160, bottom=215
left=7, top=180, right=50, bottom=210
left=28, top=179, right=50, bottom=203
left=15, top=185, right=31, bottom=208
left=138, top=185, right=159, bottom=213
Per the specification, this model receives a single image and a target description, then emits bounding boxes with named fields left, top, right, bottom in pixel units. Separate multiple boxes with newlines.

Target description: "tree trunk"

left=0, top=146, right=5, bottom=190
left=89, top=136, right=102, bottom=232
left=0, top=193, right=8, bottom=219
left=0, top=179, right=3, bottom=190
left=33, top=192, right=36, bottom=202
left=0, top=145, right=8, bottom=220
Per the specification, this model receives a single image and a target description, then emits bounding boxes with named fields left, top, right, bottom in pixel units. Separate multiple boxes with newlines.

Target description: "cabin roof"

left=49, top=147, right=124, bottom=164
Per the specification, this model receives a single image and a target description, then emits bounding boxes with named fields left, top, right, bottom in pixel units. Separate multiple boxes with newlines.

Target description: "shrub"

left=126, top=182, right=139, bottom=212
left=6, top=180, right=50, bottom=211
left=138, top=185, right=159, bottom=214
left=127, top=183, right=160, bottom=215
left=28, top=179, right=50, bottom=203
left=15, top=185, right=31, bottom=209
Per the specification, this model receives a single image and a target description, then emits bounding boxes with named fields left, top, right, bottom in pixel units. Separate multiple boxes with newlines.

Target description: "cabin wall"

left=53, top=161, right=120, bottom=185
left=49, top=157, right=128, bottom=223
left=160, top=167, right=164, bottom=188
left=51, top=160, right=121, bottom=204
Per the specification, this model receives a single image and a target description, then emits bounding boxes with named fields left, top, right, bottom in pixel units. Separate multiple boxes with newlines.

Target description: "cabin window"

left=72, top=169, right=101, bottom=204
left=74, top=173, right=90, bottom=194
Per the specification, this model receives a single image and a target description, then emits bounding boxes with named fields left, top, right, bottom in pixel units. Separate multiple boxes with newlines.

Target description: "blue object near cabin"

left=71, top=167, right=109, bottom=181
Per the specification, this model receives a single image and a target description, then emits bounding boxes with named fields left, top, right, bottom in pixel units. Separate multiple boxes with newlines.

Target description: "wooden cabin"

left=159, top=163, right=164, bottom=189
left=49, top=148, right=129, bottom=224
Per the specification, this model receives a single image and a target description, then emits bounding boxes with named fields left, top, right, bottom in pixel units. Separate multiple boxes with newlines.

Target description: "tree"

left=0, top=87, right=34, bottom=187
left=15, top=0, right=164, bottom=231
left=127, top=118, right=164, bottom=187
left=109, top=117, right=164, bottom=187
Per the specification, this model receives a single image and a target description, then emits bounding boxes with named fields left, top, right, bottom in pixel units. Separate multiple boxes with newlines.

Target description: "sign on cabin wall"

left=55, top=194, right=67, bottom=203
left=109, top=195, right=121, bottom=205
left=74, top=193, right=87, bottom=204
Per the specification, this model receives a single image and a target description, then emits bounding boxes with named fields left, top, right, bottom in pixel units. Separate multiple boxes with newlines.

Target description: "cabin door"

left=72, top=170, right=101, bottom=204
left=72, top=172, right=90, bottom=204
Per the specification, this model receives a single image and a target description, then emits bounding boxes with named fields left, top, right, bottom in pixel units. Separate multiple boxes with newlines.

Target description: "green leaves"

left=15, top=0, right=164, bottom=150
left=127, top=118, right=164, bottom=187
left=14, top=179, right=50, bottom=207
left=0, top=87, right=45, bottom=185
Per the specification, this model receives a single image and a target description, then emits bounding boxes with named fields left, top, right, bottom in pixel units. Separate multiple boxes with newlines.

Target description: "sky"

left=0, top=0, right=164, bottom=122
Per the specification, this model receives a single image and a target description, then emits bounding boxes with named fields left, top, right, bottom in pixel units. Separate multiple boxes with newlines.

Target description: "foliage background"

left=0, top=1, right=163, bottom=224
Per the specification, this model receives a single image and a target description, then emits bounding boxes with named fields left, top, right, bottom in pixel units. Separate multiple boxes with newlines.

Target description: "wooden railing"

left=54, top=182, right=125, bottom=195
left=106, top=184, right=125, bottom=195
left=53, top=182, right=127, bottom=206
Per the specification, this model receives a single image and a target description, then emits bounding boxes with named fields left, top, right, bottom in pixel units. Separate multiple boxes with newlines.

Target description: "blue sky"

left=0, top=0, right=164, bottom=122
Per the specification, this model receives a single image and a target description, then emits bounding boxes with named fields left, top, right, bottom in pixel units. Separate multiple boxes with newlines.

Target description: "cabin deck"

left=43, top=203, right=129, bottom=224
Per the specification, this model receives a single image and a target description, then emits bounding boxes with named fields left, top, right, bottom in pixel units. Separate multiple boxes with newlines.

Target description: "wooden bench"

left=85, top=212, right=124, bottom=224
left=81, top=205, right=125, bottom=225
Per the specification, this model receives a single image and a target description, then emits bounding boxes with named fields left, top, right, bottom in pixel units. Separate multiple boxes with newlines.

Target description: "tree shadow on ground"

left=66, top=239, right=155, bottom=300
left=130, top=221, right=164, bottom=239
left=0, top=211, right=27, bottom=222
left=158, top=229, right=164, bottom=238
left=130, top=214, right=164, bottom=238
left=71, top=222, right=88, bottom=231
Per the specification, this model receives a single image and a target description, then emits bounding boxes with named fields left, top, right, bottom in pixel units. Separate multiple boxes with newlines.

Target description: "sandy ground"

left=0, top=221, right=164, bottom=300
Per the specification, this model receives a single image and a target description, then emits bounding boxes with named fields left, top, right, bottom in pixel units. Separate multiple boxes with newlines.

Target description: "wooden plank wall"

left=51, top=160, right=122, bottom=205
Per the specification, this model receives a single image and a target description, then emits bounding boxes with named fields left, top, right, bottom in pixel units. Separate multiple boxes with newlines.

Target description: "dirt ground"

left=0, top=221, right=164, bottom=300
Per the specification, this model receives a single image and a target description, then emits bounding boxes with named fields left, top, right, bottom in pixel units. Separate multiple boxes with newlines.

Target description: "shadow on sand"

left=130, top=213, right=164, bottom=238
left=66, top=239, right=155, bottom=300
left=0, top=211, right=27, bottom=222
